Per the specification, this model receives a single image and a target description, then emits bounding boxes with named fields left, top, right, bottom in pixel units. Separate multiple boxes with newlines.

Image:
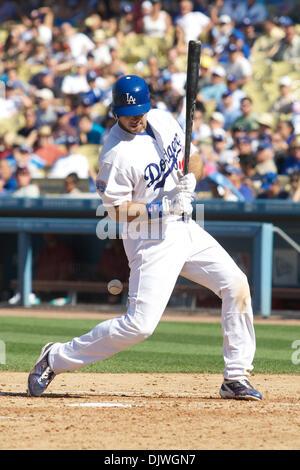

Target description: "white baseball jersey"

left=96, top=109, right=198, bottom=208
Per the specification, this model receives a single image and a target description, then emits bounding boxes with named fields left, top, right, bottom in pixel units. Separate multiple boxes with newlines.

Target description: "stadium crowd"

left=0, top=0, right=299, bottom=202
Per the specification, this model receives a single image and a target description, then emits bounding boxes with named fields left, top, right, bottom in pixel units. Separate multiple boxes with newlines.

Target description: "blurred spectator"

left=288, top=172, right=300, bottom=202
left=91, top=29, right=112, bottom=68
left=60, top=22, right=95, bottom=60
left=232, top=97, right=259, bottom=133
left=80, top=70, right=103, bottom=107
left=270, top=76, right=297, bottom=114
left=0, top=158, right=17, bottom=193
left=61, top=56, right=90, bottom=95
left=255, top=141, right=278, bottom=175
left=192, top=104, right=211, bottom=145
left=251, top=17, right=285, bottom=58
left=197, top=54, right=213, bottom=89
left=35, top=88, right=58, bottom=128
left=28, top=6, right=54, bottom=46
left=210, top=14, right=233, bottom=53
left=84, top=13, right=103, bottom=36
left=228, top=29, right=251, bottom=60
left=277, top=119, right=295, bottom=146
left=170, top=23, right=188, bottom=56
left=212, top=129, right=238, bottom=166
left=256, top=113, right=275, bottom=140
left=281, top=135, right=300, bottom=175
left=218, top=0, right=267, bottom=26
left=62, top=172, right=82, bottom=197
left=47, top=136, right=90, bottom=179
left=12, top=166, right=40, bottom=198
left=33, top=126, right=66, bottom=167
left=0, top=171, right=8, bottom=196
left=239, top=152, right=261, bottom=184
left=52, top=108, right=77, bottom=144
left=216, top=90, right=242, bottom=130
left=38, top=68, right=63, bottom=100
left=225, top=43, right=252, bottom=88
left=270, top=18, right=300, bottom=62
left=240, top=0, right=267, bottom=26
left=102, top=47, right=128, bottom=77
left=198, top=65, right=227, bottom=107
left=78, top=114, right=105, bottom=145
left=209, top=111, right=226, bottom=134
left=118, top=2, right=137, bottom=37
left=235, top=135, right=254, bottom=161
left=17, top=108, right=38, bottom=147
left=175, top=0, right=211, bottom=43
left=0, top=80, right=32, bottom=120
left=256, top=172, right=289, bottom=199
left=221, top=164, right=254, bottom=201
left=271, top=131, right=289, bottom=173
left=9, top=144, right=46, bottom=178
left=141, top=0, right=172, bottom=38
left=144, top=55, right=164, bottom=99
left=239, top=17, right=258, bottom=48
left=226, top=73, right=246, bottom=109
left=292, top=100, right=300, bottom=135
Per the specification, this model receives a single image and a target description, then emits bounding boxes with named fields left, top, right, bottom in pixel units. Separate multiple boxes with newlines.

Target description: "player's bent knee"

left=221, top=270, right=251, bottom=313
left=124, top=314, right=156, bottom=341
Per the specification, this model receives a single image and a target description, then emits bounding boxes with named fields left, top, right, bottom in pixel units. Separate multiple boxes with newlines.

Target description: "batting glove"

left=146, top=193, right=193, bottom=218
left=169, top=192, right=194, bottom=217
left=176, top=172, right=196, bottom=194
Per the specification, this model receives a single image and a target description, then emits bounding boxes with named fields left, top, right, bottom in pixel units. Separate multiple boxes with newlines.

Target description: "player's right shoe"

left=27, top=342, right=56, bottom=397
left=219, top=378, right=262, bottom=401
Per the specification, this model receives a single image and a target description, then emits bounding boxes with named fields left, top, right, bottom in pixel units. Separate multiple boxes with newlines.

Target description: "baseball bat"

left=183, top=40, right=202, bottom=176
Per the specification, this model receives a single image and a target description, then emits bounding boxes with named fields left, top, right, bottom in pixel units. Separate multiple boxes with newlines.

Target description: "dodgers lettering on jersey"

left=97, top=109, right=197, bottom=208
left=144, top=132, right=183, bottom=190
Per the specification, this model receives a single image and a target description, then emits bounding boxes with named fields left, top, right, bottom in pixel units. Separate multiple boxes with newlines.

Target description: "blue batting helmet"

left=112, top=75, right=151, bottom=116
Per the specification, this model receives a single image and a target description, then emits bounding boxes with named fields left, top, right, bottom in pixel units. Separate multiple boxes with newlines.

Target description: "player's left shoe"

left=219, top=378, right=262, bottom=401
left=27, top=342, right=56, bottom=397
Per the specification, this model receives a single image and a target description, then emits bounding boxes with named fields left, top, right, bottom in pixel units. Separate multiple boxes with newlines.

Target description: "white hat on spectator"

left=35, top=88, right=54, bottom=100
left=219, top=15, right=231, bottom=24
left=211, top=112, right=225, bottom=123
left=211, top=65, right=226, bottom=77
left=141, top=1, right=153, bottom=10
left=279, top=75, right=292, bottom=87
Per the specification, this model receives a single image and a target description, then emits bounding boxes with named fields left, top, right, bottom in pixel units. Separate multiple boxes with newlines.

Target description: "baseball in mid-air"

left=107, top=279, right=123, bottom=295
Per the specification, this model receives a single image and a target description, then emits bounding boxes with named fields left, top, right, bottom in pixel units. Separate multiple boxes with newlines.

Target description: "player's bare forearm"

left=188, top=151, right=204, bottom=182
left=114, top=202, right=148, bottom=223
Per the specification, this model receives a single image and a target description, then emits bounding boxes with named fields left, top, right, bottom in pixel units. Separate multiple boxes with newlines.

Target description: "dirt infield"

left=0, top=372, right=299, bottom=450
left=0, top=306, right=300, bottom=450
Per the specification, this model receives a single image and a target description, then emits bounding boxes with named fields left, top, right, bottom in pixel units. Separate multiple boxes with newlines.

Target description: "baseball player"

left=28, top=75, right=262, bottom=401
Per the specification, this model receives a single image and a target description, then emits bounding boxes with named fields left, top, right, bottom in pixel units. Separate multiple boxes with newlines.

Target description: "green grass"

left=0, top=316, right=299, bottom=374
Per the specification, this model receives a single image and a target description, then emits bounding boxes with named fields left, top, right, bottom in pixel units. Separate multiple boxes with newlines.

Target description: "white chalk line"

left=68, top=402, right=133, bottom=408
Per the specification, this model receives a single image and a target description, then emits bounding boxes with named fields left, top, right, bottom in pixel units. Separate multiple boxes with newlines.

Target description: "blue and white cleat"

left=220, top=379, right=262, bottom=401
left=27, top=342, right=56, bottom=397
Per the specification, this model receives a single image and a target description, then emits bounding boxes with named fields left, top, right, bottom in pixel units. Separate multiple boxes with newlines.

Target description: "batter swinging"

left=28, top=75, right=262, bottom=401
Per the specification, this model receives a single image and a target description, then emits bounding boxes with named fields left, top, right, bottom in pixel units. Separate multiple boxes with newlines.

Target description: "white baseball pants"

left=49, top=219, right=256, bottom=380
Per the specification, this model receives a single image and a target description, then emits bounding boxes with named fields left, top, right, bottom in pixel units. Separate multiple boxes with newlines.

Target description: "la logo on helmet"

left=126, top=93, right=136, bottom=104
